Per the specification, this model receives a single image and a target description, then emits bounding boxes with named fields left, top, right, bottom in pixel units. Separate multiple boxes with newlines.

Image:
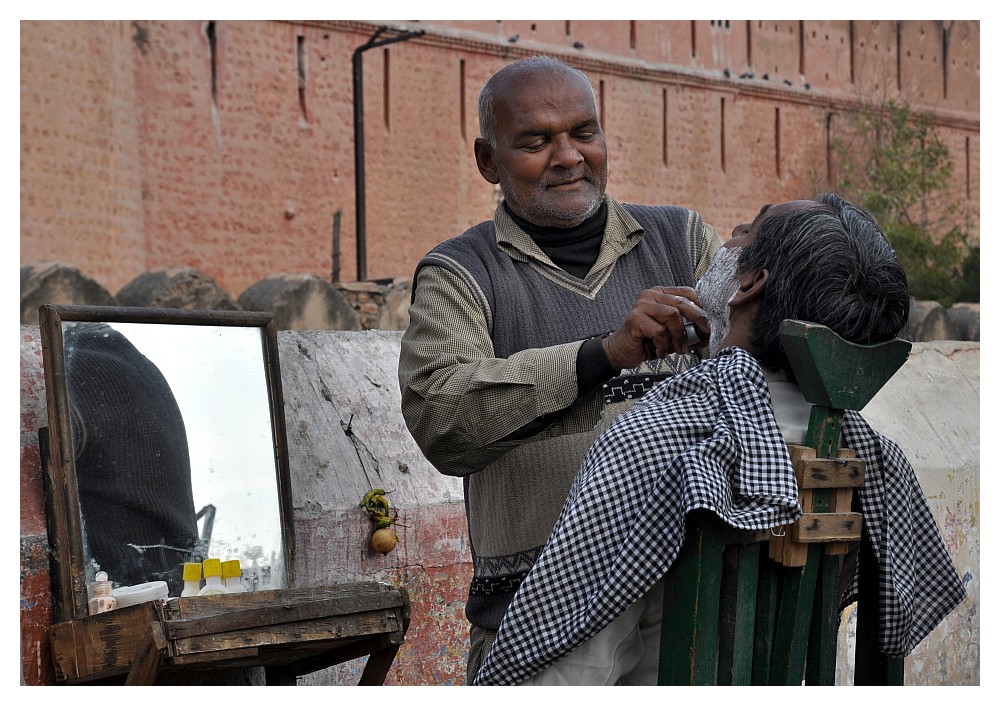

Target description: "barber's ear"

left=474, top=138, right=500, bottom=184
left=730, top=269, right=769, bottom=307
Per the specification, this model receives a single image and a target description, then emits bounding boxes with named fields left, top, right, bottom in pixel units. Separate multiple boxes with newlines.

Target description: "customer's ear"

left=729, top=269, right=768, bottom=309
left=474, top=138, right=500, bottom=184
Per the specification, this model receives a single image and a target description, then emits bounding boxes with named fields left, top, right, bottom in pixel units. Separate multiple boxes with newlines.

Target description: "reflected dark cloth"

left=64, top=323, right=199, bottom=595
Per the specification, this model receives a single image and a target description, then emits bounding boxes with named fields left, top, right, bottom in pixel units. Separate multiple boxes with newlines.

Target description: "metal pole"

left=352, top=26, right=424, bottom=282
left=352, top=46, right=367, bottom=282
left=331, top=210, right=341, bottom=284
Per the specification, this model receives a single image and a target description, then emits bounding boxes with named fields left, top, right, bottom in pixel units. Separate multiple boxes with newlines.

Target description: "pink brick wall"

left=20, top=22, right=146, bottom=288
left=20, top=20, right=979, bottom=300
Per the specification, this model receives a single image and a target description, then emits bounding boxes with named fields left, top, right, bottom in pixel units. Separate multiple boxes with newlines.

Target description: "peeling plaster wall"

left=277, top=330, right=471, bottom=685
left=845, top=341, right=980, bottom=685
left=19, top=329, right=979, bottom=685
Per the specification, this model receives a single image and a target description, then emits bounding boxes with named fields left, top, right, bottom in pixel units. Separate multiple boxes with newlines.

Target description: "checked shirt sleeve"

left=399, top=266, right=582, bottom=477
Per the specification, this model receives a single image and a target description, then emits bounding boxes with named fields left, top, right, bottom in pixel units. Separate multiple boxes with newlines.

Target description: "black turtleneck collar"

left=504, top=201, right=608, bottom=279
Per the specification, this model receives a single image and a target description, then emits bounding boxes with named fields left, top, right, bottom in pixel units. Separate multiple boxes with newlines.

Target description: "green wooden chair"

left=657, top=320, right=911, bottom=686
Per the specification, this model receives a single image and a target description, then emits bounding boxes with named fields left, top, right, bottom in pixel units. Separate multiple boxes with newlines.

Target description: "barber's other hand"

left=602, top=286, right=709, bottom=370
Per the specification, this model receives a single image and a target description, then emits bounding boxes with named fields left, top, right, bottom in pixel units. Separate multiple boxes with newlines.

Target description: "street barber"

left=398, top=55, right=723, bottom=681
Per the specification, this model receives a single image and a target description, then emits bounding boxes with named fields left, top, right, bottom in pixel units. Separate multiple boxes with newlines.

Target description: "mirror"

left=39, top=305, right=294, bottom=622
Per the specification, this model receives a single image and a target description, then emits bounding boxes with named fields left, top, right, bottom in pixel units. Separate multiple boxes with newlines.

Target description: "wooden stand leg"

left=769, top=544, right=821, bottom=685
left=805, top=553, right=842, bottom=685
left=717, top=543, right=760, bottom=685
left=124, top=622, right=168, bottom=686
left=358, top=645, right=403, bottom=685
left=264, top=666, right=298, bottom=685
left=658, top=514, right=727, bottom=684
left=359, top=586, right=411, bottom=685
left=751, top=561, right=779, bottom=685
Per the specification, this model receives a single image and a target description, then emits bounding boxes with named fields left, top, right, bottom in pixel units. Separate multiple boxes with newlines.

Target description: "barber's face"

left=479, top=71, right=608, bottom=229
left=695, top=246, right=742, bottom=358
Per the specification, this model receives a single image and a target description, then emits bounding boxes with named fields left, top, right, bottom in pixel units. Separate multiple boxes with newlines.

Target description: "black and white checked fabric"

left=474, top=348, right=802, bottom=685
left=840, top=413, right=967, bottom=656
left=474, top=347, right=965, bottom=685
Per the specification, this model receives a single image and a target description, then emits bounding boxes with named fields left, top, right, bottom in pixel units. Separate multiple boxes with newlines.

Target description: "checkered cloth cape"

left=473, top=347, right=802, bottom=685
left=473, top=347, right=966, bottom=685
left=839, top=412, right=967, bottom=656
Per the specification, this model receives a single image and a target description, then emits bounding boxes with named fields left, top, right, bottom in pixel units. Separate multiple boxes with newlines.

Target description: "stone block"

left=116, top=266, right=238, bottom=310
left=907, top=299, right=959, bottom=342
left=376, top=278, right=413, bottom=332
left=20, top=261, right=116, bottom=325
left=238, top=274, right=361, bottom=331
left=947, top=302, right=979, bottom=341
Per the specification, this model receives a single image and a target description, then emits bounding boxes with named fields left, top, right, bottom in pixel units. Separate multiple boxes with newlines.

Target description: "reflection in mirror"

left=64, top=321, right=285, bottom=598
left=40, top=306, right=292, bottom=620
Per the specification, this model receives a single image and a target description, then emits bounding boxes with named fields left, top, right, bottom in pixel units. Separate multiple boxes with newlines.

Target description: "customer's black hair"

left=737, top=192, right=910, bottom=377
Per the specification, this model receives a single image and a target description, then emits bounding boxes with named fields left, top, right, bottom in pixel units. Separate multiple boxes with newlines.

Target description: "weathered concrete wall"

left=19, top=329, right=979, bottom=685
left=276, top=330, right=469, bottom=685
left=20, top=327, right=53, bottom=686
left=841, top=340, right=980, bottom=685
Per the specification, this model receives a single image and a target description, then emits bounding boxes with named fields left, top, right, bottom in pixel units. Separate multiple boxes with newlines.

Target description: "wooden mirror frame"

left=39, top=304, right=295, bottom=623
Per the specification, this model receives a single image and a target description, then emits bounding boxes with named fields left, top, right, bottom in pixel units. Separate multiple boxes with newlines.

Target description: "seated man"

left=473, top=193, right=967, bottom=686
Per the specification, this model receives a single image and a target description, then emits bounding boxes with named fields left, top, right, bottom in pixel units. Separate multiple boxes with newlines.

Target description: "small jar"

left=88, top=571, right=117, bottom=614
left=222, top=559, right=247, bottom=593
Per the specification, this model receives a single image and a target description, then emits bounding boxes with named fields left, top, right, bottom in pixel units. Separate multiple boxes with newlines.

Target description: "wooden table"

left=49, top=582, right=410, bottom=685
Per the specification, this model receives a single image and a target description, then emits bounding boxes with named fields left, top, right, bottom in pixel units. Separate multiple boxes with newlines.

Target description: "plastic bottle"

left=181, top=562, right=202, bottom=597
left=89, top=571, right=117, bottom=614
left=198, top=558, right=228, bottom=596
left=222, top=559, right=247, bottom=593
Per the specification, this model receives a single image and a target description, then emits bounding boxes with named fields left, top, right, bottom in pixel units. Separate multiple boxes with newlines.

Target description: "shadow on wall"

left=20, top=260, right=977, bottom=342
left=19, top=261, right=413, bottom=332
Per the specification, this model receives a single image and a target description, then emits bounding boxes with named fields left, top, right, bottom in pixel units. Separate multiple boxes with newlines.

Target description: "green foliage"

left=832, top=99, right=978, bottom=306
left=882, top=223, right=978, bottom=307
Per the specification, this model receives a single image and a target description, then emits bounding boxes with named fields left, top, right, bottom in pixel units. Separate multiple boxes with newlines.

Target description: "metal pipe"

left=331, top=210, right=341, bottom=284
left=352, top=26, right=424, bottom=282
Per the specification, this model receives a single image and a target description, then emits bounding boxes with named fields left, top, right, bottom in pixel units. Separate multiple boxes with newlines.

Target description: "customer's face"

left=482, top=69, right=608, bottom=229
left=698, top=200, right=817, bottom=357
left=695, top=247, right=743, bottom=358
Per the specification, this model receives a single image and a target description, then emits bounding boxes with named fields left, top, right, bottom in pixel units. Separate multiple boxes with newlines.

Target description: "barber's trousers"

left=516, top=578, right=664, bottom=685
left=469, top=580, right=665, bottom=685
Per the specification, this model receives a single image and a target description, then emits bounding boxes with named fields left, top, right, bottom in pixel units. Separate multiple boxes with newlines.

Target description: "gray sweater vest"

left=416, top=204, right=707, bottom=630
left=418, top=204, right=701, bottom=357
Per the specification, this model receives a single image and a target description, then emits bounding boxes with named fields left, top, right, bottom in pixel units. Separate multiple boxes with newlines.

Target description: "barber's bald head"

left=478, top=56, right=596, bottom=149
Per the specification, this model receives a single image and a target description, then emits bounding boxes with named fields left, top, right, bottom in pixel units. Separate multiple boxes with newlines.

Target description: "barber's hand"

left=602, top=286, right=709, bottom=370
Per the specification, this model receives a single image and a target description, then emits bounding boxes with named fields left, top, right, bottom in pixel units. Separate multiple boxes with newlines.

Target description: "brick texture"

left=20, top=20, right=979, bottom=298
